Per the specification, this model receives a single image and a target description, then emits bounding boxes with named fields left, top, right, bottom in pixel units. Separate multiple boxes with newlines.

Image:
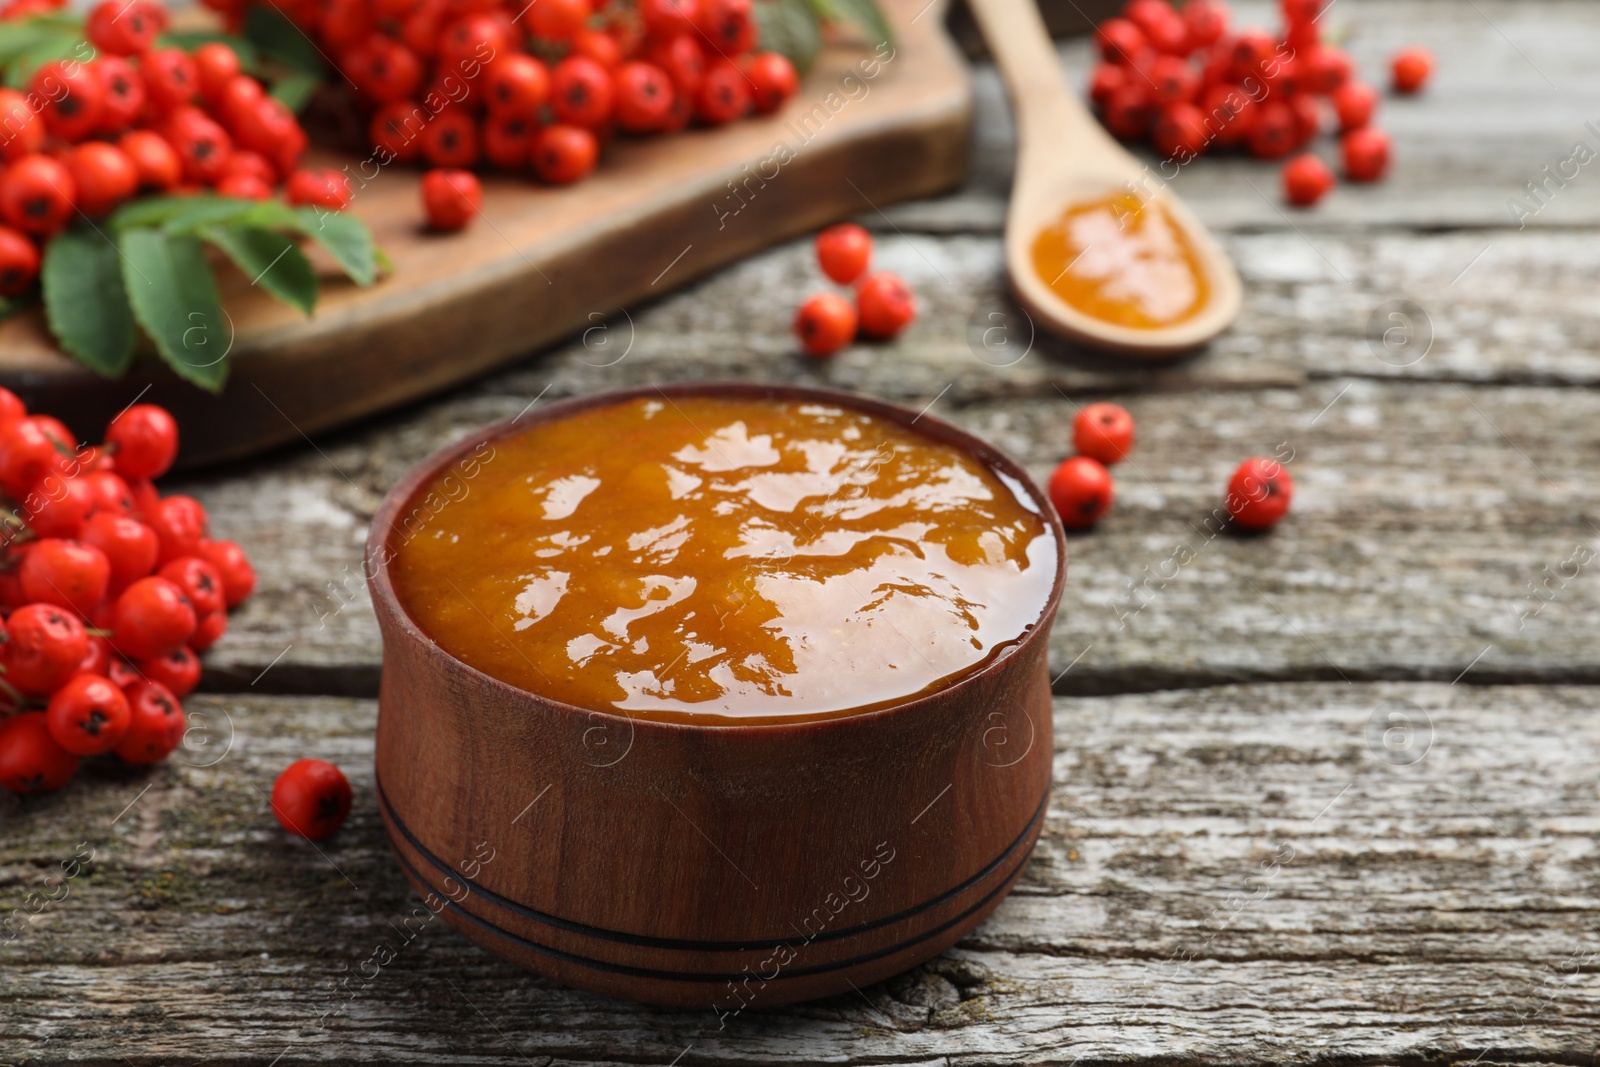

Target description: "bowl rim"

left=364, top=380, right=1067, bottom=737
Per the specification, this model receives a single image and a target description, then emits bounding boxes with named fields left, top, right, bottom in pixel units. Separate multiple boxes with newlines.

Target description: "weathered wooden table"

left=5, top=1, right=1599, bottom=1061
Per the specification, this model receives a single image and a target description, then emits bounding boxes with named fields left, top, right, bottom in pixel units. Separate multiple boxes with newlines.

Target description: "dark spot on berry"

left=83, top=709, right=108, bottom=736
left=315, top=792, right=344, bottom=824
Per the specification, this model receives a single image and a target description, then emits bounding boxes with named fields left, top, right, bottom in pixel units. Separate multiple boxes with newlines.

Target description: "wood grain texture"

left=2, top=684, right=1595, bottom=1062
left=0, top=0, right=971, bottom=468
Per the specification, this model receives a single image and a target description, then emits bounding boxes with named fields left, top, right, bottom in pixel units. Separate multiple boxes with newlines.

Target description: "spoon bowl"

left=968, top=0, right=1243, bottom=355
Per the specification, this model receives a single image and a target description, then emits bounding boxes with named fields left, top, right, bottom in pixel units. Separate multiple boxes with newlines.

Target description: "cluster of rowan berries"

left=0, top=0, right=349, bottom=297
left=0, top=394, right=257, bottom=796
left=793, top=224, right=917, bottom=358
left=1048, top=403, right=1292, bottom=532
left=1087, top=0, right=1434, bottom=208
left=203, top=0, right=800, bottom=231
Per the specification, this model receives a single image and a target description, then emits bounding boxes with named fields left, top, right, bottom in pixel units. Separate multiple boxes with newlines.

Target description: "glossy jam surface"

left=1031, top=192, right=1210, bottom=329
left=390, top=397, right=1057, bottom=724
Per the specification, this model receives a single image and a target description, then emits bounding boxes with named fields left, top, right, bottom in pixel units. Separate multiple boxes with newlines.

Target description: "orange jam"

left=1031, top=192, right=1209, bottom=329
left=389, top=396, right=1057, bottom=724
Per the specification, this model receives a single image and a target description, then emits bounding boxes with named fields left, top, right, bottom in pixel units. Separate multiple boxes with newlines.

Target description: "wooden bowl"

left=365, top=381, right=1066, bottom=1008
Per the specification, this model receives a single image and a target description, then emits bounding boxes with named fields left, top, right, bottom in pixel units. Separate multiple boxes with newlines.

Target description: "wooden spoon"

left=965, top=0, right=1243, bottom=356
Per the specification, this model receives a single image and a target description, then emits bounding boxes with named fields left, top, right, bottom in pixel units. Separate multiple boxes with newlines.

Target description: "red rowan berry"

left=815, top=223, right=871, bottom=285
left=1226, top=456, right=1293, bottom=530
left=0, top=225, right=38, bottom=298
left=46, top=674, right=131, bottom=756
left=113, top=679, right=185, bottom=764
left=272, top=759, right=352, bottom=839
left=1073, top=403, right=1135, bottom=465
left=419, top=108, right=479, bottom=167
left=1048, top=456, right=1113, bottom=530
left=106, top=404, right=178, bottom=479
left=79, top=512, right=160, bottom=591
left=142, top=48, right=200, bottom=111
left=0, top=155, right=75, bottom=238
left=65, top=142, right=139, bottom=217
left=793, top=292, right=857, bottom=358
left=614, top=61, right=674, bottom=133
left=551, top=56, right=615, bottom=128
left=693, top=60, right=749, bottom=125
left=855, top=272, right=916, bottom=339
left=118, top=129, right=182, bottom=191
left=1341, top=127, right=1390, bottom=181
left=286, top=168, right=353, bottom=209
left=531, top=124, right=597, bottom=183
left=421, top=167, right=481, bottom=229
left=199, top=539, right=255, bottom=608
left=1391, top=47, right=1433, bottom=94
left=6, top=602, right=89, bottom=696
left=96, top=56, right=146, bottom=132
left=0, top=712, right=78, bottom=794
left=20, top=539, right=110, bottom=615
left=1283, top=152, right=1334, bottom=206
left=137, top=644, right=200, bottom=699
left=112, top=576, right=196, bottom=661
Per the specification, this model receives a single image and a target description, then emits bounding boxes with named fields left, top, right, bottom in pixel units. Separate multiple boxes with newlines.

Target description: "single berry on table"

left=793, top=293, right=858, bottom=358
left=272, top=759, right=353, bottom=840
left=1282, top=152, right=1334, bottom=206
left=1391, top=47, right=1434, bottom=94
left=1073, top=403, right=1136, bottom=465
left=855, top=272, right=916, bottom=340
left=1341, top=127, right=1391, bottom=182
left=421, top=168, right=482, bottom=231
left=1332, top=82, right=1378, bottom=132
left=1226, top=456, right=1294, bottom=530
left=815, top=223, right=872, bottom=286
left=1048, top=456, right=1114, bottom=530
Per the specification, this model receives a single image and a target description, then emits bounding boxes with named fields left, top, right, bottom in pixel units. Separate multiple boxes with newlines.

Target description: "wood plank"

left=1, top=0, right=972, bottom=468
left=890, top=0, right=1600, bottom=234
left=3, top=683, right=1595, bottom=1060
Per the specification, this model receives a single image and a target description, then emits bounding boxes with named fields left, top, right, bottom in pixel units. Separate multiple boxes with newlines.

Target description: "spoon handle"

left=964, top=0, right=1112, bottom=150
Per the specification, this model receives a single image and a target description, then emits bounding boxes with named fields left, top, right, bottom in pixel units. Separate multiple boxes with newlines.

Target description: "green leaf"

left=242, top=4, right=323, bottom=75
left=0, top=18, right=79, bottom=66
left=119, top=229, right=230, bottom=392
left=269, top=70, right=320, bottom=113
left=754, top=0, right=822, bottom=73
left=269, top=205, right=376, bottom=287
left=3, top=31, right=86, bottom=88
left=159, top=29, right=260, bottom=66
left=41, top=226, right=136, bottom=377
left=200, top=223, right=317, bottom=316
left=806, top=0, right=893, bottom=47
left=110, top=194, right=263, bottom=233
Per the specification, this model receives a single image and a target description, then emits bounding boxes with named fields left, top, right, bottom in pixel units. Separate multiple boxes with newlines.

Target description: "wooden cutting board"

left=3, top=0, right=971, bottom=468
